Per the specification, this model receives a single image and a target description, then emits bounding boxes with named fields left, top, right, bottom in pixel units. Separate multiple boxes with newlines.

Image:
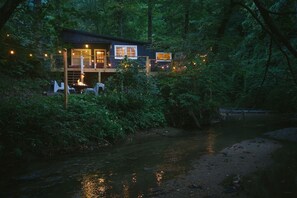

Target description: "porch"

left=51, top=54, right=152, bottom=86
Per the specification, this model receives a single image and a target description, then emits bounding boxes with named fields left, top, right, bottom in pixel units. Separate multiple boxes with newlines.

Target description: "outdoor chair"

left=61, top=82, right=76, bottom=94
left=85, top=83, right=105, bottom=96
left=54, top=80, right=64, bottom=92
left=54, top=81, right=75, bottom=94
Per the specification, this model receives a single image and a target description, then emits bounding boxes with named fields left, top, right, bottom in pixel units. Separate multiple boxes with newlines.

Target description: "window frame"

left=156, top=52, right=172, bottom=62
left=114, top=45, right=138, bottom=59
left=94, top=49, right=106, bottom=68
left=71, top=49, right=92, bottom=66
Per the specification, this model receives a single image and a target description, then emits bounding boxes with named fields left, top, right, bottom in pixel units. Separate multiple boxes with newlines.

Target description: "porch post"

left=98, top=72, right=101, bottom=82
left=80, top=55, right=84, bottom=83
left=146, top=56, right=151, bottom=75
left=63, top=49, right=68, bottom=109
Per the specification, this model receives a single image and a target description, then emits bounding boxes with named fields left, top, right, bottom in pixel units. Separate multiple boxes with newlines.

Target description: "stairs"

left=68, top=71, right=81, bottom=85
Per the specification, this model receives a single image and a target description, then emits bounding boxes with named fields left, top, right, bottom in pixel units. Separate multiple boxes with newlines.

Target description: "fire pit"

left=72, top=82, right=88, bottom=93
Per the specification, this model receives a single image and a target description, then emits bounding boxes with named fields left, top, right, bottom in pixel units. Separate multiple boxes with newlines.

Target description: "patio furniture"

left=72, top=83, right=88, bottom=94
left=85, top=83, right=105, bottom=96
left=62, top=82, right=76, bottom=93
left=54, top=81, right=75, bottom=94
left=54, top=80, right=63, bottom=92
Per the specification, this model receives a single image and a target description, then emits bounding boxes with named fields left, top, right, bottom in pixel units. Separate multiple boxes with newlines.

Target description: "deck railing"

left=51, top=54, right=153, bottom=73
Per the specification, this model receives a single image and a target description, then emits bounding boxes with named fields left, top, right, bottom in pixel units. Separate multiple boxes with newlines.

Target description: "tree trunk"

left=189, top=109, right=202, bottom=129
left=147, top=0, right=153, bottom=43
left=212, top=1, right=234, bottom=53
left=117, top=0, right=124, bottom=37
left=33, top=0, right=43, bottom=57
left=0, top=0, right=25, bottom=30
left=183, top=0, right=190, bottom=39
left=253, top=0, right=297, bottom=58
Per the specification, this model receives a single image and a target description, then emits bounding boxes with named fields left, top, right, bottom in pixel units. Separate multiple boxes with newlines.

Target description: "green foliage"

left=0, top=59, right=165, bottom=160
left=158, top=57, right=228, bottom=127
left=1, top=0, right=297, bottom=161
left=104, top=58, right=166, bottom=132
left=0, top=93, right=124, bottom=160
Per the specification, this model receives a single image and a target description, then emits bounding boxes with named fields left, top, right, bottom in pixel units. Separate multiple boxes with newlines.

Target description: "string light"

left=58, top=50, right=62, bottom=54
left=85, top=44, right=89, bottom=48
left=29, top=53, right=33, bottom=57
left=44, top=53, right=48, bottom=57
left=10, top=50, right=15, bottom=55
left=199, top=54, right=207, bottom=58
left=7, top=34, right=10, bottom=37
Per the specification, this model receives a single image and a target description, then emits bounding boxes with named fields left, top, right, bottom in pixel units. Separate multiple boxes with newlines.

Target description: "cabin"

left=53, top=29, right=172, bottom=87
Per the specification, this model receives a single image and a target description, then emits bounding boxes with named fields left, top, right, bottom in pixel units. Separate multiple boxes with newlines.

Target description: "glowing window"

left=115, top=45, right=137, bottom=59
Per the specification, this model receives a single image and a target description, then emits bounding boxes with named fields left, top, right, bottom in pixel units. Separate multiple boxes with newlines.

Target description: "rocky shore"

left=150, top=128, right=297, bottom=197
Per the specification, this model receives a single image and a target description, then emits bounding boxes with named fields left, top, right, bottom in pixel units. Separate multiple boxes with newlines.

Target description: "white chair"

left=61, top=82, right=76, bottom=94
left=54, top=81, right=75, bottom=94
left=85, top=83, right=105, bottom=96
left=54, top=81, right=64, bottom=92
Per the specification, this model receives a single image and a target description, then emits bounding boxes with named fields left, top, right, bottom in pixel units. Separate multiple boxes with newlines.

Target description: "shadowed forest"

left=1, top=0, right=297, bottom=161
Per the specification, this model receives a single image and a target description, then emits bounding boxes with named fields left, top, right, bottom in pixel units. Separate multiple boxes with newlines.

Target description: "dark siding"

left=62, top=29, right=156, bottom=69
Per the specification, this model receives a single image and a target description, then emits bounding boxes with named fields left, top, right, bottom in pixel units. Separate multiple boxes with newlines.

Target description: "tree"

left=0, top=0, right=25, bottom=30
left=147, top=0, right=153, bottom=43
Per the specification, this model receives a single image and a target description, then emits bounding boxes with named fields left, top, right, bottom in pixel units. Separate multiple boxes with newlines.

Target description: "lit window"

left=156, top=52, right=172, bottom=62
left=115, top=45, right=137, bottom=59
left=71, top=49, right=91, bottom=66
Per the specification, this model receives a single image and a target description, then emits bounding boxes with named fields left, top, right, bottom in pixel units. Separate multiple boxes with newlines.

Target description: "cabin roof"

left=61, top=29, right=149, bottom=45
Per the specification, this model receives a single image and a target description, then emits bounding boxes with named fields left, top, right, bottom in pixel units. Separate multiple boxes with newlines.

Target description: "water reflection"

left=155, top=170, right=164, bottom=186
left=1, top=116, right=288, bottom=198
left=82, top=175, right=108, bottom=198
left=122, top=181, right=129, bottom=198
left=206, top=129, right=216, bottom=154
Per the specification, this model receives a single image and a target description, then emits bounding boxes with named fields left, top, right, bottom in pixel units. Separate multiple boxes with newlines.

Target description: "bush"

left=157, top=59, right=227, bottom=128
left=0, top=59, right=166, bottom=160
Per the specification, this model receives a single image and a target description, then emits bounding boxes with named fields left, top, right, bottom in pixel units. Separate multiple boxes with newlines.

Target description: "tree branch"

left=278, top=45, right=297, bottom=85
left=234, top=1, right=297, bottom=85
left=253, top=0, right=297, bottom=59
left=0, top=0, right=25, bottom=30
left=266, top=10, right=297, bottom=16
left=261, top=37, right=273, bottom=86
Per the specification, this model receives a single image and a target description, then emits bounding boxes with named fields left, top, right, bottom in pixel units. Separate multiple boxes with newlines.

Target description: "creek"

left=0, top=114, right=294, bottom=197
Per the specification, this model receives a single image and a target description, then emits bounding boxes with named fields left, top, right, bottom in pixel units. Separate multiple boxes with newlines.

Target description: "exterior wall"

left=61, top=29, right=168, bottom=85
left=67, top=43, right=110, bottom=68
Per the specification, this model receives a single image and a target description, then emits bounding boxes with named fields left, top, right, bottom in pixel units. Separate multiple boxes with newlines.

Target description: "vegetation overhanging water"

left=0, top=114, right=295, bottom=197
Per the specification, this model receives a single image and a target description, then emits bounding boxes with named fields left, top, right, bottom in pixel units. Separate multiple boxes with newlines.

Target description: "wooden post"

left=80, top=55, right=84, bottom=83
left=98, top=72, right=101, bottom=82
left=63, top=50, right=68, bottom=109
left=146, top=56, right=151, bottom=75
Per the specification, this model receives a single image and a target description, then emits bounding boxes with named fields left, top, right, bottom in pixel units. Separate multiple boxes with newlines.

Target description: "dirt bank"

left=150, top=137, right=282, bottom=197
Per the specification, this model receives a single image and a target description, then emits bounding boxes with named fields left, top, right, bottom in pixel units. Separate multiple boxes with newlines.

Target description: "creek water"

left=0, top=114, right=294, bottom=198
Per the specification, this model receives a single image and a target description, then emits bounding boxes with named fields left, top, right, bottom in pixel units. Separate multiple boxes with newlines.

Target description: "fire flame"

left=77, top=74, right=86, bottom=85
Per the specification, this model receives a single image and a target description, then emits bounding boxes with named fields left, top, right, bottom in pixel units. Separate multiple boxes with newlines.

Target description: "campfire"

left=77, top=74, right=86, bottom=86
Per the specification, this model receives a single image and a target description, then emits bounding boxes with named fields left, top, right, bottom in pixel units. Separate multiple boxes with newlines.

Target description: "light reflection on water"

left=206, top=128, right=216, bottom=154
left=0, top=115, right=292, bottom=197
